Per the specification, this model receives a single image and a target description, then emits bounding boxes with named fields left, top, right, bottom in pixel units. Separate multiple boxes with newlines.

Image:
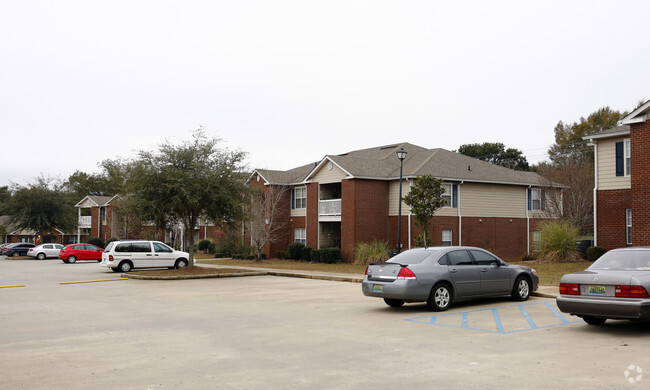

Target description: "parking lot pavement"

left=2, top=257, right=650, bottom=389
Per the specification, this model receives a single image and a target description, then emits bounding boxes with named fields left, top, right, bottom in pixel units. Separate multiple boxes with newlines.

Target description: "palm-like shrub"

left=539, top=221, right=581, bottom=262
left=354, top=240, right=390, bottom=265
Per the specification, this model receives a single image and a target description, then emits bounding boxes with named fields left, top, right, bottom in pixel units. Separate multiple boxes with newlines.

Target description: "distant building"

left=249, top=142, right=554, bottom=261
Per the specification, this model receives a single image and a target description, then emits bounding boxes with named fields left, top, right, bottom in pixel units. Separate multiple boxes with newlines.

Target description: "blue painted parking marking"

left=404, top=301, right=581, bottom=334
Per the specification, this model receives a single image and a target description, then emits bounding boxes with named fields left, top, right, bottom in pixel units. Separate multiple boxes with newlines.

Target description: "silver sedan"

left=361, top=246, right=538, bottom=311
left=557, top=247, right=650, bottom=325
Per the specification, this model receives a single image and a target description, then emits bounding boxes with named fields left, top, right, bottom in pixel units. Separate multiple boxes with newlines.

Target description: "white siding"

left=461, top=183, right=526, bottom=218
left=311, top=162, right=348, bottom=184
left=389, top=180, right=457, bottom=217
left=597, top=138, right=631, bottom=190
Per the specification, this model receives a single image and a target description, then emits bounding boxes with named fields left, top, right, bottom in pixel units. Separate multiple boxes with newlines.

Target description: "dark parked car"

left=3, top=243, right=36, bottom=257
left=557, top=247, right=650, bottom=325
left=362, top=246, right=539, bottom=311
left=58, top=243, right=104, bottom=263
left=0, top=243, right=13, bottom=255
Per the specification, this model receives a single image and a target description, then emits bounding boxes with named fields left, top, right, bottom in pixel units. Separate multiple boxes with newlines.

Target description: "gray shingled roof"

left=254, top=163, right=316, bottom=185
left=256, top=142, right=547, bottom=186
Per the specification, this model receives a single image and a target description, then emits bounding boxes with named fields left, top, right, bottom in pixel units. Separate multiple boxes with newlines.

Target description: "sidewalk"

left=196, top=263, right=560, bottom=298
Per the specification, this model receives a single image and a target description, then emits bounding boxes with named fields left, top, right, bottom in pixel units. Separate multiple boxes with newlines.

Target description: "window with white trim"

left=442, top=229, right=452, bottom=246
left=530, top=188, right=544, bottom=211
left=294, top=228, right=306, bottom=245
left=626, top=209, right=632, bottom=245
left=441, top=183, right=452, bottom=207
left=292, top=187, right=307, bottom=209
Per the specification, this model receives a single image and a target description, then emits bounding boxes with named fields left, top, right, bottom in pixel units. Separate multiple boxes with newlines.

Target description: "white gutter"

left=526, top=185, right=531, bottom=255
left=457, top=181, right=464, bottom=246
left=591, top=140, right=598, bottom=246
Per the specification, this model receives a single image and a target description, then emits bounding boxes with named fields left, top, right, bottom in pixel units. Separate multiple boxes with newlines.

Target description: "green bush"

left=277, top=250, right=288, bottom=259
left=354, top=240, right=390, bottom=265
left=301, top=247, right=312, bottom=261
left=310, top=249, right=321, bottom=262
left=198, top=239, right=212, bottom=253
left=288, top=243, right=305, bottom=260
left=86, top=236, right=104, bottom=248
left=587, top=246, right=607, bottom=262
left=539, top=221, right=581, bottom=262
left=310, top=248, right=341, bottom=263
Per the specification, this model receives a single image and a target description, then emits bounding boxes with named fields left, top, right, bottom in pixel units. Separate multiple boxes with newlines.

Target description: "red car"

left=58, top=244, right=104, bottom=263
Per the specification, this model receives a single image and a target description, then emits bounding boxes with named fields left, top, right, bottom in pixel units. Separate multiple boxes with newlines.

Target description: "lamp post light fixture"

left=396, top=148, right=407, bottom=254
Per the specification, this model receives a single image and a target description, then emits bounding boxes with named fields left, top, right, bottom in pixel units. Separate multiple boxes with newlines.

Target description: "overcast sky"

left=1, top=1, right=648, bottom=187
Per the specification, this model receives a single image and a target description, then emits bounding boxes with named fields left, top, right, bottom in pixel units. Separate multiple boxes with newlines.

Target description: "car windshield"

left=388, top=249, right=441, bottom=265
left=589, top=251, right=650, bottom=271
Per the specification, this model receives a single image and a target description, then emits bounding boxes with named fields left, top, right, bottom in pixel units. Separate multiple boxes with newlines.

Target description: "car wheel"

left=37, top=253, right=46, bottom=260
left=583, top=316, right=606, bottom=326
left=427, top=283, right=452, bottom=311
left=68, top=256, right=77, bottom=264
left=118, top=261, right=133, bottom=272
left=383, top=298, right=405, bottom=307
left=512, top=276, right=531, bottom=301
left=12, top=252, right=20, bottom=257
left=96, top=260, right=102, bottom=262
left=175, top=259, right=188, bottom=269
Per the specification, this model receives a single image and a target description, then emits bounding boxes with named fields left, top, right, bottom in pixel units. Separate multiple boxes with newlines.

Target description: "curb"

left=125, top=271, right=268, bottom=280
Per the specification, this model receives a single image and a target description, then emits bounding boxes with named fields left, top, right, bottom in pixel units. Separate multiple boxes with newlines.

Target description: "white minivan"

left=101, top=240, right=190, bottom=273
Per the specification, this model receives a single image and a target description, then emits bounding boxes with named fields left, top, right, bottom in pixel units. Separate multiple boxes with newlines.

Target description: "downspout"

left=77, top=207, right=81, bottom=244
left=526, top=185, right=531, bottom=255
left=457, top=181, right=464, bottom=246
left=405, top=178, right=411, bottom=250
left=590, top=140, right=598, bottom=246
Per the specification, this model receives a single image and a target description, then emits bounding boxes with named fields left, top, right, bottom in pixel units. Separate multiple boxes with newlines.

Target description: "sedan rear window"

left=389, top=250, right=441, bottom=265
left=589, top=251, right=650, bottom=270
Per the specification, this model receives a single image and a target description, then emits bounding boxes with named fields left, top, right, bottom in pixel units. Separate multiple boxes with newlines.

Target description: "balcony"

left=78, top=216, right=92, bottom=228
left=319, top=199, right=341, bottom=219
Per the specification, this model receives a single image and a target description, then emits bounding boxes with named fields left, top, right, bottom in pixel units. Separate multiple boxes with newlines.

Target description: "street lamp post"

left=396, top=148, right=407, bottom=254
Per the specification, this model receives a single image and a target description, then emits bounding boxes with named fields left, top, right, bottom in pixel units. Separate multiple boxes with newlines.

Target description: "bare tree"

left=248, top=185, right=291, bottom=260
left=536, top=160, right=594, bottom=235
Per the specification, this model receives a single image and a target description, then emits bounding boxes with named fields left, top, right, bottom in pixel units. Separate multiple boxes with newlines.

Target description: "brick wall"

left=596, top=189, right=631, bottom=249
left=340, top=179, right=390, bottom=261
left=631, top=120, right=650, bottom=245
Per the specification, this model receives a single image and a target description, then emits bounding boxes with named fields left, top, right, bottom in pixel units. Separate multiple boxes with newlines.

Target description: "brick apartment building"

left=584, top=99, right=650, bottom=248
left=249, top=142, right=554, bottom=261
left=75, top=195, right=222, bottom=248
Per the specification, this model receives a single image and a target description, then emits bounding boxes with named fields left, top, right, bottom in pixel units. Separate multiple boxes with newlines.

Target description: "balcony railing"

left=319, top=199, right=341, bottom=216
left=78, top=216, right=92, bottom=228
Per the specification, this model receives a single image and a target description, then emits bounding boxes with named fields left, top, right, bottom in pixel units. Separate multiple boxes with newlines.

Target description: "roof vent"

left=468, top=165, right=472, bottom=171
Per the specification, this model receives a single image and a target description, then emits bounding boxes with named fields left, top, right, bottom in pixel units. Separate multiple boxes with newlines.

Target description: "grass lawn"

left=510, top=260, right=590, bottom=286
left=198, top=257, right=592, bottom=286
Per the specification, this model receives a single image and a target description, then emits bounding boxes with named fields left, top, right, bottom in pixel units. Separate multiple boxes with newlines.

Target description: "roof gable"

left=622, top=99, right=650, bottom=125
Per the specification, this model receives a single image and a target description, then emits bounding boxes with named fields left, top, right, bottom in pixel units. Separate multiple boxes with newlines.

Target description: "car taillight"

left=365, top=266, right=368, bottom=275
left=559, top=283, right=580, bottom=295
left=109, top=255, right=114, bottom=262
left=615, top=285, right=649, bottom=298
left=397, top=267, right=416, bottom=280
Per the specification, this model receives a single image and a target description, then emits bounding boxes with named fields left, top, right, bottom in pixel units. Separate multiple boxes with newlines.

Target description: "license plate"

left=589, top=285, right=606, bottom=295
left=373, top=284, right=383, bottom=292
